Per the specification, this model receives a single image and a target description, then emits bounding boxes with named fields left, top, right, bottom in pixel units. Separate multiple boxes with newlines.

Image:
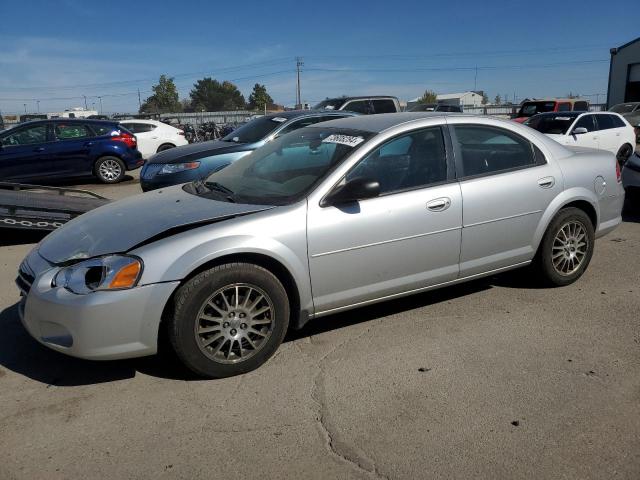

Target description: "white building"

left=436, top=91, right=484, bottom=107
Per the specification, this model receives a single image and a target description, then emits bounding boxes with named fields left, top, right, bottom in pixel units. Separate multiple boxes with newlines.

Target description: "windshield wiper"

left=204, top=181, right=236, bottom=202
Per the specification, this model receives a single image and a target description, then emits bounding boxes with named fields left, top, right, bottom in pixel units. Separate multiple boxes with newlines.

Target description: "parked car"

left=525, top=111, right=636, bottom=164
left=17, top=113, right=624, bottom=378
left=621, top=151, right=640, bottom=196
left=119, top=119, right=188, bottom=159
left=139, top=110, right=358, bottom=191
left=609, top=102, right=640, bottom=142
left=314, top=96, right=401, bottom=114
left=407, top=103, right=463, bottom=113
left=513, top=98, right=590, bottom=123
left=0, top=119, right=143, bottom=184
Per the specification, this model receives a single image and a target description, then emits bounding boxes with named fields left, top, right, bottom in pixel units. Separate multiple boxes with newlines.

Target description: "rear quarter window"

left=371, top=99, right=397, bottom=113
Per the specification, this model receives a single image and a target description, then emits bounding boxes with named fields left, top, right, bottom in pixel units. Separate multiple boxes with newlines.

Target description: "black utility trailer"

left=0, top=182, right=109, bottom=231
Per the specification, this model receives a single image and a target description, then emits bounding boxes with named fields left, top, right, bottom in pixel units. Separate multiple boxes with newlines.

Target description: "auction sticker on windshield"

left=322, top=134, right=365, bottom=147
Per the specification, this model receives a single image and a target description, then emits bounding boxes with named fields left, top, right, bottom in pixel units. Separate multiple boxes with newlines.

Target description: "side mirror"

left=321, top=177, right=380, bottom=207
left=572, top=127, right=588, bottom=135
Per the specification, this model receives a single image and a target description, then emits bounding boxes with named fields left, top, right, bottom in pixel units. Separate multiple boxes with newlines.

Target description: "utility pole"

left=137, top=89, right=142, bottom=110
left=23, top=103, right=27, bottom=114
left=36, top=100, right=40, bottom=113
left=474, top=65, right=478, bottom=92
left=295, top=57, right=304, bottom=108
left=83, top=95, right=88, bottom=110
left=98, top=96, right=103, bottom=114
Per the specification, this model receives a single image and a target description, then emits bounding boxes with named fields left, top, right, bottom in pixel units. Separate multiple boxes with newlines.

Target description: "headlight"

left=53, top=255, right=143, bottom=294
left=159, top=161, right=200, bottom=175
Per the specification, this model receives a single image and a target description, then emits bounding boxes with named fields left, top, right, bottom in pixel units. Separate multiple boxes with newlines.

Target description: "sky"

left=0, top=0, right=637, bottom=114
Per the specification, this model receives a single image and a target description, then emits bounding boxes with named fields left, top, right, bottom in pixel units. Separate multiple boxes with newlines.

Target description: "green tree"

left=481, top=92, right=489, bottom=105
left=139, top=75, right=182, bottom=113
left=418, top=89, right=438, bottom=104
left=247, top=83, right=274, bottom=111
left=189, top=77, right=246, bottom=111
left=494, top=94, right=502, bottom=105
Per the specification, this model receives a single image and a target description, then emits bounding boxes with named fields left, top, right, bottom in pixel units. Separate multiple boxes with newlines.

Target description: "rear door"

left=448, top=119, right=563, bottom=276
left=371, top=98, right=398, bottom=113
left=0, top=123, right=51, bottom=180
left=123, top=122, right=157, bottom=158
left=594, top=114, right=619, bottom=154
left=49, top=122, right=96, bottom=176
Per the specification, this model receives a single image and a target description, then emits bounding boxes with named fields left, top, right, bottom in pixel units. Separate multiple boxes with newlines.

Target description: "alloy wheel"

left=99, top=159, right=122, bottom=181
left=194, top=283, right=275, bottom=364
left=551, top=220, right=589, bottom=276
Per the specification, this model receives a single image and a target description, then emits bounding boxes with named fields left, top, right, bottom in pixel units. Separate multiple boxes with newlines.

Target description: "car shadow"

left=0, top=229, right=48, bottom=247
left=0, top=278, right=499, bottom=386
left=622, top=194, right=639, bottom=223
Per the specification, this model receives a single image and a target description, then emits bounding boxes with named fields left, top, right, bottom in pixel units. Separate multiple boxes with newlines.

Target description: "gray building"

left=607, top=36, right=640, bottom=108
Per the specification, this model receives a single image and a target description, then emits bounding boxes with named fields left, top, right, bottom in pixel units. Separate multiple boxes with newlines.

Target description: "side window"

left=54, top=123, right=93, bottom=140
left=136, top=123, right=156, bottom=133
left=1, top=124, right=48, bottom=146
left=343, top=100, right=372, bottom=114
left=573, top=101, right=589, bottom=111
left=346, top=127, right=448, bottom=194
left=276, top=117, right=318, bottom=136
left=371, top=99, right=397, bottom=113
left=93, top=124, right=117, bottom=136
left=573, top=115, right=596, bottom=132
left=123, top=123, right=139, bottom=133
left=610, top=115, right=626, bottom=128
left=557, top=103, right=572, bottom=112
left=595, top=115, right=614, bottom=130
left=452, top=125, right=536, bottom=178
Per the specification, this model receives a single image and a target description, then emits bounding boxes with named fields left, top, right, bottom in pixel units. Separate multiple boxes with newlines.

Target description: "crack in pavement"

left=295, top=327, right=390, bottom=480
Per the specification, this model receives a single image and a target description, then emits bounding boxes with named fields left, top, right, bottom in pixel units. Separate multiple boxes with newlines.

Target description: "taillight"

left=616, top=160, right=622, bottom=183
left=112, top=131, right=137, bottom=149
left=177, top=130, right=185, bottom=136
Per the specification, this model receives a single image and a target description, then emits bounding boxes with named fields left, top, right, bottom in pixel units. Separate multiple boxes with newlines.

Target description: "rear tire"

left=616, top=143, right=634, bottom=165
left=157, top=143, right=176, bottom=153
left=168, top=263, right=290, bottom=378
left=94, top=156, right=125, bottom=183
left=534, top=207, right=595, bottom=286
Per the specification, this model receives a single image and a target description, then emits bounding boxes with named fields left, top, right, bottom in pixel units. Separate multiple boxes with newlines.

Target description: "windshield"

left=525, top=115, right=576, bottom=134
left=199, top=127, right=373, bottom=205
left=314, top=99, right=346, bottom=110
left=518, top=101, right=557, bottom=117
left=221, top=115, right=287, bottom=144
left=610, top=103, right=638, bottom=114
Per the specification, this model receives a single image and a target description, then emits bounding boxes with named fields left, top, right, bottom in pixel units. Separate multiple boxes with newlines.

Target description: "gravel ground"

left=0, top=171, right=638, bottom=479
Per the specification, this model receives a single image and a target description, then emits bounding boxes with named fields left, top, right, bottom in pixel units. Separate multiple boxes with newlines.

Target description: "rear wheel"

left=168, top=263, right=290, bottom=378
left=616, top=143, right=634, bottom=165
left=157, top=143, right=176, bottom=153
left=534, top=207, right=595, bottom=286
left=94, top=156, right=125, bottom=183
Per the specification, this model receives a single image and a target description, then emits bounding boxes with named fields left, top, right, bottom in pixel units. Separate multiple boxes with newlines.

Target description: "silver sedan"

left=16, top=113, right=624, bottom=378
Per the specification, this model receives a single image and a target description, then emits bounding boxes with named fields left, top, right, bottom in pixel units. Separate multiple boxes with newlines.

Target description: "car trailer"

left=0, top=182, right=109, bottom=231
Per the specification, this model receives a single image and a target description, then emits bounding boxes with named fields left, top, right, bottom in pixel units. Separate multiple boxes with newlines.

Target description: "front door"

left=448, top=121, right=563, bottom=277
left=307, top=126, right=462, bottom=314
left=49, top=122, right=96, bottom=176
left=0, top=123, right=51, bottom=181
left=567, top=114, right=599, bottom=150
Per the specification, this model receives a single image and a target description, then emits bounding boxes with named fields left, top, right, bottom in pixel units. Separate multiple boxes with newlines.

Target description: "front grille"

left=16, top=261, right=35, bottom=296
left=141, top=163, right=164, bottom=179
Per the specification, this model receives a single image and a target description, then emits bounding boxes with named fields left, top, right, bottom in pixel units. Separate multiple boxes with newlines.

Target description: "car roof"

left=12, top=118, right=119, bottom=127
left=314, top=112, right=454, bottom=132
left=260, top=110, right=358, bottom=120
left=321, top=96, right=398, bottom=102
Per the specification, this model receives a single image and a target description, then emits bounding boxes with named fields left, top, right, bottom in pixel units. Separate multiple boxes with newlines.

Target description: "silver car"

left=16, top=113, right=624, bottom=378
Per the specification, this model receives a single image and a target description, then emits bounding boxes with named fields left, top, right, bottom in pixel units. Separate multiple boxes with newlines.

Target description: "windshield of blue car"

left=198, top=127, right=374, bottom=205
left=221, top=116, right=287, bottom=144
left=525, top=115, right=576, bottom=134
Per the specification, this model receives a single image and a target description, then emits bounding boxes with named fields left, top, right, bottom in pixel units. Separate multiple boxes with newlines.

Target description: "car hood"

left=38, top=185, right=272, bottom=264
left=147, top=139, right=257, bottom=164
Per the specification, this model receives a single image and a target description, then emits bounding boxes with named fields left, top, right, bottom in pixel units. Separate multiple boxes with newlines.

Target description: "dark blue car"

left=0, top=119, right=143, bottom=184
left=140, top=110, right=357, bottom=191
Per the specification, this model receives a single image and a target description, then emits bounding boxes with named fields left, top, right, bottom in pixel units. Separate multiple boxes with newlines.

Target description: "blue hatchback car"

left=140, top=110, right=357, bottom=191
left=0, top=119, right=143, bottom=184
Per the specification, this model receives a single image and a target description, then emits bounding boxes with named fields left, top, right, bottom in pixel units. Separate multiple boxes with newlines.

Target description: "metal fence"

left=158, top=110, right=260, bottom=125
left=461, top=103, right=607, bottom=118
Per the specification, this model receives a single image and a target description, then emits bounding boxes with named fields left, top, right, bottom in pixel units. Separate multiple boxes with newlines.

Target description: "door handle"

left=426, top=197, right=451, bottom=212
left=33, top=147, right=45, bottom=152
left=538, top=176, right=555, bottom=188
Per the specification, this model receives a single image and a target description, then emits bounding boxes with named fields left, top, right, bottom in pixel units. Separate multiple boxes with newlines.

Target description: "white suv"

left=120, top=119, right=188, bottom=159
left=526, top=111, right=637, bottom=163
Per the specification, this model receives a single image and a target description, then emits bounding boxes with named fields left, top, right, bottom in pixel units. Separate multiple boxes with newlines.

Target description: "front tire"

left=168, top=263, right=290, bottom=378
left=94, top=156, right=125, bottom=183
left=534, top=207, right=595, bottom=286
